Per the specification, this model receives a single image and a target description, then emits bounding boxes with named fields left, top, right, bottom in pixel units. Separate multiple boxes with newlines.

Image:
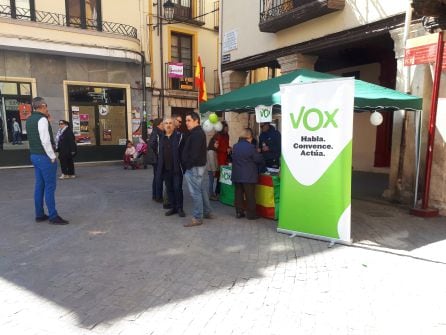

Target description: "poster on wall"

left=77, top=113, right=91, bottom=145
left=278, top=78, right=354, bottom=244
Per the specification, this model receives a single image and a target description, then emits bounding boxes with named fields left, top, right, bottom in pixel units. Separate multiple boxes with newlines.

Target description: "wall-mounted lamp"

left=163, top=0, right=175, bottom=22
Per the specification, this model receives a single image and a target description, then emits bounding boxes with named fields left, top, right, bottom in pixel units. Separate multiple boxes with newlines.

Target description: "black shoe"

left=35, top=214, right=49, bottom=222
left=165, top=209, right=178, bottom=216
left=49, top=216, right=69, bottom=225
left=154, top=198, right=163, bottom=203
left=163, top=203, right=172, bottom=209
left=178, top=209, right=186, bottom=217
left=236, top=212, right=245, bottom=219
left=247, top=215, right=259, bottom=220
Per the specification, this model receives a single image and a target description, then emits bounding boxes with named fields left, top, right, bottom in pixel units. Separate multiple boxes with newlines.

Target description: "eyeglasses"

left=59, top=123, right=64, bottom=125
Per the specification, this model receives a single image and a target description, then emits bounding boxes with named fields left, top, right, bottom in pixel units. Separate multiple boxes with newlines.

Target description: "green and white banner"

left=278, top=78, right=354, bottom=243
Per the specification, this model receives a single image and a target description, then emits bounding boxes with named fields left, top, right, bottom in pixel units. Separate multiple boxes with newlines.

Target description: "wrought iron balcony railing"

left=259, top=0, right=345, bottom=33
left=172, top=0, right=205, bottom=26
left=0, top=4, right=138, bottom=39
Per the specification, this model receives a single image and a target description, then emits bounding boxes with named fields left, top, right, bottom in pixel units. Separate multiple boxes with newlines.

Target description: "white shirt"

left=38, top=117, right=56, bottom=160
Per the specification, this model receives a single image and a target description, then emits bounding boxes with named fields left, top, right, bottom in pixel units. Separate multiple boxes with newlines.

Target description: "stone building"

left=217, top=0, right=446, bottom=213
left=0, top=0, right=148, bottom=166
left=148, top=0, right=219, bottom=126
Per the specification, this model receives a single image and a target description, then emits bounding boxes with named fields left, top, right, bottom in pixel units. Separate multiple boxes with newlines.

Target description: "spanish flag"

left=195, top=56, right=208, bottom=102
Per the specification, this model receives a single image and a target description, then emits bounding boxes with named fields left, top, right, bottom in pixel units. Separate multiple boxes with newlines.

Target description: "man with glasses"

left=156, top=117, right=185, bottom=217
left=26, top=97, right=69, bottom=225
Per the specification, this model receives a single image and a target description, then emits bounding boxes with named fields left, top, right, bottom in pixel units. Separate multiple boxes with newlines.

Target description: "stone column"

left=385, top=24, right=427, bottom=204
left=277, top=53, right=318, bottom=74
left=221, top=70, right=249, bottom=146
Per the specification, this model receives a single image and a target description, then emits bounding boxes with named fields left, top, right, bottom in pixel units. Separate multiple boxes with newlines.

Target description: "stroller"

left=134, top=138, right=148, bottom=169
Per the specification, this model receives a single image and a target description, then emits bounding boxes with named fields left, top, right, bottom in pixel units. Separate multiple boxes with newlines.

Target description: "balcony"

left=259, top=0, right=345, bottom=33
left=172, top=0, right=205, bottom=26
left=0, top=4, right=137, bottom=39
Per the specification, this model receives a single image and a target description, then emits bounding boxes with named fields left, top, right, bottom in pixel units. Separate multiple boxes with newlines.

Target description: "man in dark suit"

left=232, top=128, right=264, bottom=220
left=156, top=117, right=185, bottom=217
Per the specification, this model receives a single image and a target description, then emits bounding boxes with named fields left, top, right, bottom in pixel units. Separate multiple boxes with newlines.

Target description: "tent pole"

left=411, top=31, right=443, bottom=217
left=413, top=109, right=422, bottom=208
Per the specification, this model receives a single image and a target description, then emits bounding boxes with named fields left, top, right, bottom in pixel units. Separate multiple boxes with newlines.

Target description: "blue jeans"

left=185, top=166, right=212, bottom=220
left=31, top=154, right=58, bottom=220
left=13, top=131, right=22, bottom=144
left=208, top=171, right=215, bottom=196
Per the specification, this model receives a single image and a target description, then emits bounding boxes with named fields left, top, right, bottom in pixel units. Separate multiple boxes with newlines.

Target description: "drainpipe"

left=139, top=0, right=148, bottom=140
left=218, top=0, right=223, bottom=95
left=159, top=2, right=165, bottom=118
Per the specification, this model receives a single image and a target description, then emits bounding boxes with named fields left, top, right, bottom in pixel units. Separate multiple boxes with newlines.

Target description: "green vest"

left=26, top=112, right=55, bottom=155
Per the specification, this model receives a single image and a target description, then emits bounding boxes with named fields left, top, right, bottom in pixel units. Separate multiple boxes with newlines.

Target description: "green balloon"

left=209, top=113, right=218, bottom=124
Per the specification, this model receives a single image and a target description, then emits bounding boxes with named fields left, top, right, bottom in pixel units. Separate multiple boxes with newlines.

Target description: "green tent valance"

left=200, top=69, right=422, bottom=113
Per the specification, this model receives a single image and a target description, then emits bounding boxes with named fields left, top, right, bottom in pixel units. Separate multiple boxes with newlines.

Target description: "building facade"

left=217, top=0, right=446, bottom=213
left=0, top=0, right=148, bottom=166
left=147, top=0, right=219, bottom=126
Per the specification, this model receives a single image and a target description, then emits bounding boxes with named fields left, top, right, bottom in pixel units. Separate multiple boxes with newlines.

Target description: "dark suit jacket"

left=57, top=127, right=77, bottom=158
left=232, top=139, right=264, bottom=184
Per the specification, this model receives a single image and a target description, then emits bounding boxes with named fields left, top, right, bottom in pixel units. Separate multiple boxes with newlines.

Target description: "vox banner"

left=278, top=78, right=354, bottom=244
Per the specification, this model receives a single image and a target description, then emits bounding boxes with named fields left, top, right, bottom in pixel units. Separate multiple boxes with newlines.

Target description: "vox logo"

left=260, top=108, right=271, bottom=118
left=290, top=106, right=338, bottom=131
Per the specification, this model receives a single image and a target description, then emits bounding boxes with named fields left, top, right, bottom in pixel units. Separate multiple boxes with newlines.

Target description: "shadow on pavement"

left=0, top=165, right=446, bottom=329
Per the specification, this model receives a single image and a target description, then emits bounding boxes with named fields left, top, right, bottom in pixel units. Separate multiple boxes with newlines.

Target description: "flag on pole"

left=195, top=56, right=208, bottom=102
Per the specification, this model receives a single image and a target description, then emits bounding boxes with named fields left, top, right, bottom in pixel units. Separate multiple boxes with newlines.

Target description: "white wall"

left=330, top=63, right=388, bottom=172
left=222, top=0, right=405, bottom=62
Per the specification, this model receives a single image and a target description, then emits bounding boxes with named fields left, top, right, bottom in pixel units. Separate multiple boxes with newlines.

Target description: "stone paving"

left=1, top=165, right=446, bottom=334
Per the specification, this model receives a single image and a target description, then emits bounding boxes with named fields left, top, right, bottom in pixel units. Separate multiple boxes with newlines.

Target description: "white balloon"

left=370, top=111, right=383, bottom=126
left=203, top=119, right=214, bottom=132
left=214, top=121, right=223, bottom=132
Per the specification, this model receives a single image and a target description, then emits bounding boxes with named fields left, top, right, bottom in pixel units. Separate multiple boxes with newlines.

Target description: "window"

left=66, top=0, right=102, bottom=30
left=170, top=32, right=193, bottom=90
left=0, top=0, right=35, bottom=20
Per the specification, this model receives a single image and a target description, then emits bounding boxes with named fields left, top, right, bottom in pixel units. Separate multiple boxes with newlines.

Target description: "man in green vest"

left=26, top=97, right=69, bottom=225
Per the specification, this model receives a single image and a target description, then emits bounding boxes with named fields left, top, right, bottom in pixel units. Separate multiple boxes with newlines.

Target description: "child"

left=123, top=141, right=137, bottom=169
left=206, top=137, right=219, bottom=201
left=135, top=137, right=148, bottom=169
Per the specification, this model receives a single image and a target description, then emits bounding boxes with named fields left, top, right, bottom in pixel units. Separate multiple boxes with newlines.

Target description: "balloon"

left=203, top=119, right=214, bottom=132
left=370, top=111, right=383, bottom=126
left=209, top=113, right=219, bottom=124
left=214, top=121, right=223, bottom=132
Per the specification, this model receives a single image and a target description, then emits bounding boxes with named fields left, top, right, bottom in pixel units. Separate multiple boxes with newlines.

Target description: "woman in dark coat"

left=231, top=128, right=264, bottom=220
left=56, top=120, right=77, bottom=179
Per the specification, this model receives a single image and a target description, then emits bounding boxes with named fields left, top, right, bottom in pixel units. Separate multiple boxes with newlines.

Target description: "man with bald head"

left=156, top=117, right=185, bottom=217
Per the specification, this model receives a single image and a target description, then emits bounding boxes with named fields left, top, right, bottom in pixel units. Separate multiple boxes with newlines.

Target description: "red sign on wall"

left=404, top=33, right=446, bottom=68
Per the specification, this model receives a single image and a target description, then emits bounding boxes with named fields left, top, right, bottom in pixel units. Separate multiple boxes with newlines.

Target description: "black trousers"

left=163, top=169, right=183, bottom=211
left=234, top=183, right=256, bottom=219
left=59, top=155, right=75, bottom=175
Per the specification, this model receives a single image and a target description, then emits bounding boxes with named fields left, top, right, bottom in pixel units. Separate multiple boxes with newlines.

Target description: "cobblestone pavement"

left=1, top=165, right=446, bottom=335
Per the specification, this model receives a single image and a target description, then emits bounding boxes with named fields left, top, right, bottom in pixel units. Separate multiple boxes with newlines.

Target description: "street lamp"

left=163, top=0, right=175, bottom=21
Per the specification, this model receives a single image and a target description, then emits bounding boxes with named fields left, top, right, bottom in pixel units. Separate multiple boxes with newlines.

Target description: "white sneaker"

left=59, top=174, right=66, bottom=179
left=69, top=175, right=76, bottom=179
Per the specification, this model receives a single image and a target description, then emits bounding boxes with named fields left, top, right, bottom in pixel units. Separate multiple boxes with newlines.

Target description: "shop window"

left=0, top=81, right=33, bottom=150
left=170, top=32, right=193, bottom=90
left=66, top=0, right=102, bottom=31
left=68, top=85, right=127, bottom=147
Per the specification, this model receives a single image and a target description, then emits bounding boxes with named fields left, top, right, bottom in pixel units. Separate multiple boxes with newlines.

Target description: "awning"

left=200, top=69, right=423, bottom=113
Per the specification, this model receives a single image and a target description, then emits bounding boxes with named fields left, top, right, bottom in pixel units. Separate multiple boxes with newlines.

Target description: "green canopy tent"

left=199, top=69, right=422, bottom=113
left=200, top=68, right=424, bottom=208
